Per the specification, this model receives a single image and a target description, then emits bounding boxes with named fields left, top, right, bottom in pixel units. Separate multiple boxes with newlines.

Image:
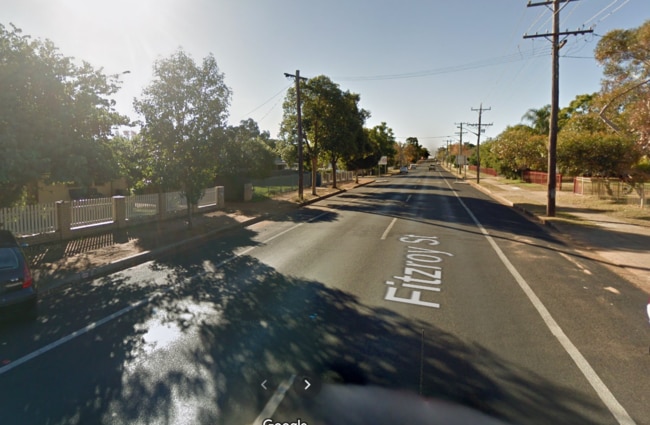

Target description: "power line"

left=333, top=48, right=552, bottom=82
left=240, top=84, right=292, bottom=119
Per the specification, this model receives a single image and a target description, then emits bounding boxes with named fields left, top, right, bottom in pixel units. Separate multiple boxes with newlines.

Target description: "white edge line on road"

left=0, top=295, right=152, bottom=376
left=0, top=210, right=332, bottom=377
left=381, top=217, right=398, bottom=240
left=444, top=177, right=637, bottom=425
left=250, top=374, right=296, bottom=425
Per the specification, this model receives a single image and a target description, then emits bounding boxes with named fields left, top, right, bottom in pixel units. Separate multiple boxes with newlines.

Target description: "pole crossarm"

left=523, top=29, right=593, bottom=39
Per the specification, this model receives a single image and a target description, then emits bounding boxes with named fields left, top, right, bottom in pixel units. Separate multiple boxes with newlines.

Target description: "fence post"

left=158, top=192, right=167, bottom=222
left=112, top=196, right=126, bottom=228
left=216, top=186, right=225, bottom=208
left=56, top=201, right=72, bottom=240
left=244, top=183, right=253, bottom=201
left=641, top=184, right=645, bottom=209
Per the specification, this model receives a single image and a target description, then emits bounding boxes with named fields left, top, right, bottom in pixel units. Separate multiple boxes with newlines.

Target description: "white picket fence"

left=71, top=198, right=113, bottom=228
left=1, top=186, right=223, bottom=237
left=165, top=191, right=188, bottom=213
left=320, top=170, right=354, bottom=185
left=125, top=193, right=159, bottom=221
left=0, top=203, right=57, bottom=236
left=198, top=187, right=218, bottom=208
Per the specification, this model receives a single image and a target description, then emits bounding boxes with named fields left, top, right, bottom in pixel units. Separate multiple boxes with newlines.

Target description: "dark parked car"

left=0, top=230, right=37, bottom=320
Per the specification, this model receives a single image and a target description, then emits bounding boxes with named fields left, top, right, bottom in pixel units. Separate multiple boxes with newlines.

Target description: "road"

left=1, top=167, right=648, bottom=425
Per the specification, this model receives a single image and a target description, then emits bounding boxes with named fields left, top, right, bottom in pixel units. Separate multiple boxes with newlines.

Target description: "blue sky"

left=3, top=0, right=646, bottom=152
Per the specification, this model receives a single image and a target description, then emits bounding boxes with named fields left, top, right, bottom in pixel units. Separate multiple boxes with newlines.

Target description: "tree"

left=491, top=125, right=547, bottom=178
left=134, top=49, right=230, bottom=228
left=108, top=133, right=148, bottom=193
left=280, top=75, right=367, bottom=192
left=0, top=24, right=128, bottom=207
left=595, top=20, right=650, bottom=153
left=558, top=129, right=638, bottom=178
left=521, top=105, right=551, bottom=135
left=320, top=91, right=368, bottom=188
left=558, top=112, right=639, bottom=177
left=222, top=119, right=276, bottom=179
left=345, top=122, right=396, bottom=177
left=368, top=122, right=397, bottom=164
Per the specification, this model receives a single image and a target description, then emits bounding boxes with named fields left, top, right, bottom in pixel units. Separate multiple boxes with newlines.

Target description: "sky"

left=2, top=0, right=646, bottom=153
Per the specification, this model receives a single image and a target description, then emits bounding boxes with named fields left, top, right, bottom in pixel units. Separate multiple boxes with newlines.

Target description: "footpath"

left=28, top=178, right=373, bottom=295
left=443, top=165, right=650, bottom=294
left=27, top=171, right=650, bottom=296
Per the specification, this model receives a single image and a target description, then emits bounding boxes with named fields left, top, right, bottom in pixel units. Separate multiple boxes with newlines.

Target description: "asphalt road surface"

left=1, top=168, right=648, bottom=425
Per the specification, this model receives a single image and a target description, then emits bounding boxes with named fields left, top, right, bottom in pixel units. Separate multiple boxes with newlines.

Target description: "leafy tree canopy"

left=595, top=19, right=650, bottom=152
left=491, top=125, right=547, bottom=178
left=222, top=118, right=276, bottom=179
left=134, top=49, right=230, bottom=227
left=0, top=24, right=128, bottom=207
left=280, top=75, right=369, bottom=191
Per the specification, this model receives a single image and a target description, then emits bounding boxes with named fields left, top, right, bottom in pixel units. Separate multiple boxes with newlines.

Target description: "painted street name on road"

left=384, top=235, right=453, bottom=309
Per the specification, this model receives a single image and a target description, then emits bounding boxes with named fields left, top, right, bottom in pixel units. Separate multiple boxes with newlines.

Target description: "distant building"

left=274, top=157, right=288, bottom=170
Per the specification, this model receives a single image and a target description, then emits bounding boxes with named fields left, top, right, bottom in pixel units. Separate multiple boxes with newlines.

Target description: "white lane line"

left=0, top=211, right=332, bottom=376
left=0, top=294, right=154, bottom=376
left=559, top=252, right=592, bottom=275
left=381, top=217, right=398, bottom=240
left=250, top=374, right=296, bottom=425
left=444, top=177, right=636, bottom=425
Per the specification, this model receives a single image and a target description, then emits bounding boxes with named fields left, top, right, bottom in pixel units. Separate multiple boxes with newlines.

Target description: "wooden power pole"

left=467, top=104, right=492, bottom=184
left=524, top=0, right=592, bottom=216
left=284, top=70, right=308, bottom=200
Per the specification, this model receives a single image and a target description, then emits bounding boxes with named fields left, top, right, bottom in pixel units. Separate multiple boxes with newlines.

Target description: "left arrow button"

left=261, top=380, right=268, bottom=390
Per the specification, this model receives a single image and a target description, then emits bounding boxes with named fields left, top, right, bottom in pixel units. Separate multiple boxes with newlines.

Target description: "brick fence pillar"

left=112, top=196, right=126, bottom=228
left=216, top=186, right=225, bottom=208
left=56, top=201, right=72, bottom=240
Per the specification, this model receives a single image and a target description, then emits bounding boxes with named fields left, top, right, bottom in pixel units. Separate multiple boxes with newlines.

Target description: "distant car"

left=399, top=166, right=408, bottom=174
left=409, top=164, right=416, bottom=170
left=428, top=164, right=436, bottom=171
left=0, top=230, right=37, bottom=320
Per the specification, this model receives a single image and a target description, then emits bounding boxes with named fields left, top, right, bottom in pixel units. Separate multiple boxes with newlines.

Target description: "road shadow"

left=1, top=238, right=614, bottom=425
left=24, top=201, right=339, bottom=289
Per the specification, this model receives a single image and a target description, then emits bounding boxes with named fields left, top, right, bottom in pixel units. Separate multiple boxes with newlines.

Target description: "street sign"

left=378, top=156, right=388, bottom=165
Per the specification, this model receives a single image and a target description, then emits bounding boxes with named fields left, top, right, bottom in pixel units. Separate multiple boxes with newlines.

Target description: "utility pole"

left=444, top=139, right=448, bottom=167
left=284, top=70, right=308, bottom=200
left=455, top=123, right=468, bottom=178
left=467, top=104, right=492, bottom=184
left=524, top=0, right=592, bottom=216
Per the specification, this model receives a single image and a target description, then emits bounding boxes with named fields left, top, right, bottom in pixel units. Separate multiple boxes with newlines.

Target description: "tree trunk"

left=186, top=202, right=193, bottom=229
left=332, top=160, right=337, bottom=189
left=311, top=157, right=318, bottom=195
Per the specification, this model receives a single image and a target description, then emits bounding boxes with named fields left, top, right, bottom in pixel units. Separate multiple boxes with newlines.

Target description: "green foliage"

left=280, top=75, right=368, bottom=190
left=222, top=119, right=276, bottom=179
left=403, top=137, right=429, bottom=162
left=134, top=49, right=230, bottom=227
left=345, top=122, right=397, bottom=171
left=558, top=126, right=639, bottom=177
left=0, top=24, right=128, bottom=207
left=521, top=105, right=551, bottom=135
left=490, top=125, right=547, bottom=178
left=595, top=20, right=650, bottom=152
